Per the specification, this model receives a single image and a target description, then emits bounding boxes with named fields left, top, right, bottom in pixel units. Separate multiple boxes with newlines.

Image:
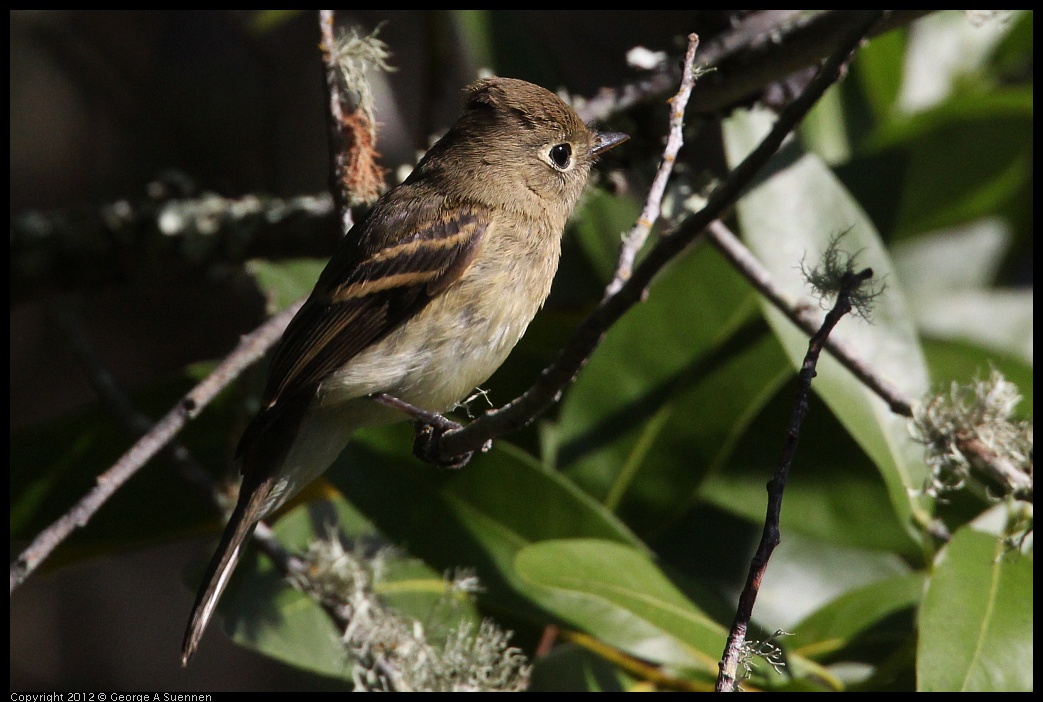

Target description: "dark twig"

left=716, top=267, right=874, bottom=692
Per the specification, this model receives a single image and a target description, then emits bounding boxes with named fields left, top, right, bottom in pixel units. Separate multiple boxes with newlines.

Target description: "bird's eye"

left=549, top=143, right=572, bottom=170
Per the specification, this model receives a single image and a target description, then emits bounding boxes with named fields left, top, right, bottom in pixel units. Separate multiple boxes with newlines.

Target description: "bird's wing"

left=236, top=198, right=490, bottom=459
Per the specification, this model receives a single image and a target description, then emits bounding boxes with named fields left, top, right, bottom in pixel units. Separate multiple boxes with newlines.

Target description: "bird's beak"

left=593, top=131, right=629, bottom=156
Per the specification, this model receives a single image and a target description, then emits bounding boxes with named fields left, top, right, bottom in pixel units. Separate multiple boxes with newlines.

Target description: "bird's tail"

left=181, top=474, right=275, bottom=666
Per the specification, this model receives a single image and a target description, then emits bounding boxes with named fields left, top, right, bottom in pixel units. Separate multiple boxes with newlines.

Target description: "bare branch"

left=716, top=267, right=875, bottom=692
left=605, top=33, right=701, bottom=299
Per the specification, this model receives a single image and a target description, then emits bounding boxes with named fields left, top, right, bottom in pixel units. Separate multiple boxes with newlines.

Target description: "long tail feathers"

left=181, top=476, right=275, bottom=666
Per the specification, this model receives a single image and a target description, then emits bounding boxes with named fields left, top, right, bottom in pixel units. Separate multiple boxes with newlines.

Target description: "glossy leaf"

left=245, top=258, right=325, bottom=313
left=789, top=572, right=924, bottom=662
left=556, top=240, right=776, bottom=535
left=336, top=429, right=645, bottom=608
left=918, top=526, right=1032, bottom=691
left=514, top=538, right=724, bottom=675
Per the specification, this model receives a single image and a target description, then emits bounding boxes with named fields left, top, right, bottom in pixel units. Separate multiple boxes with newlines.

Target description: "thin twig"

left=432, top=11, right=888, bottom=464
left=716, top=267, right=874, bottom=692
left=605, top=33, right=701, bottom=299
left=9, top=299, right=303, bottom=594
left=958, top=435, right=1033, bottom=502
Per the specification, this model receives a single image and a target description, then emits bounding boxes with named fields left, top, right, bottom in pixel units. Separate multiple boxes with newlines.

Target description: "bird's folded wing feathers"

left=236, top=200, right=490, bottom=460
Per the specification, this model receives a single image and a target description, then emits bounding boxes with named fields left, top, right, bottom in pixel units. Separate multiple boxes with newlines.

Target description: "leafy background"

left=10, top=10, right=1032, bottom=691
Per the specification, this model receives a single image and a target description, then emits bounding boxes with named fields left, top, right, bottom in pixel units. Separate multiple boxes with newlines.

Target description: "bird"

left=181, top=76, right=628, bottom=664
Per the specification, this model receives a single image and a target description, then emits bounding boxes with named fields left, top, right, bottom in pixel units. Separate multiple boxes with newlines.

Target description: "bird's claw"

left=412, top=418, right=473, bottom=469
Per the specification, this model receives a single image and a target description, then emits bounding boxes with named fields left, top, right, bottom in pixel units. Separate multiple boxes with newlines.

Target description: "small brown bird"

left=181, top=77, right=628, bottom=664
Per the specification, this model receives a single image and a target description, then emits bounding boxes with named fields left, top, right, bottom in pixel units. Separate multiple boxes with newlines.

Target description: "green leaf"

left=529, top=642, right=634, bottom=692
left=987, top=11, right=1033, bottom=80
left=556, top=240, right=776, bottom=535
left=723, top=107, right=933, bottom=541
left=893, top=221, right=1032, bottom=365
left=245, top=258, right=325, bottom=313
left=800, top=83, right=855, bottom=165
left=789, top=572, right=924, bottom=662
left=893, top=11, right=1023, bottom=115
left=700, top=383, right=920, bottom=557
left=852, top=25, right=907, bottom=125
left=514, top=538, right=725, bottom=676
left=226, top=546, right=352, bottom=679
left=336, top=429, right=645, bottom=611
left=918, top=525, right=1032, bottom=691
left=450, top=11, right=495, bottom=72
left=862, top=83, right=1033, bottom=239
left=247, top=10, right=304, bottom=35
